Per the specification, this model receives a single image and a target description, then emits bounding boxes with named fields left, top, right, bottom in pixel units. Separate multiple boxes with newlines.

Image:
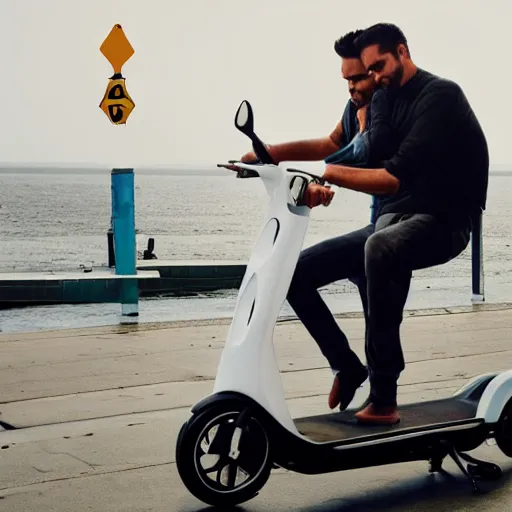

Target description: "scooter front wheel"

left=176, top=403, right=272, bottom=508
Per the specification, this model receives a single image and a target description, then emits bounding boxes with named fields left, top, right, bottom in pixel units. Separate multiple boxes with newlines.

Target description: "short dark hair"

left=354, top=23, right=409, bottom=58
left=334, top=30, right=364, bottom=59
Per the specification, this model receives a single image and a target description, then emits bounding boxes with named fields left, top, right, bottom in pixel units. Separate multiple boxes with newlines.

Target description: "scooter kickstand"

left=457, top=451, right=503, bottom=481
left=447, top=447, right=480, bottom=493
left=428, top=455, right=444, bottom=473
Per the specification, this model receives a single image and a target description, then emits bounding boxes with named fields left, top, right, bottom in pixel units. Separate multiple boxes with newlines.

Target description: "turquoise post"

left=111, top=168, right=138, bottom=316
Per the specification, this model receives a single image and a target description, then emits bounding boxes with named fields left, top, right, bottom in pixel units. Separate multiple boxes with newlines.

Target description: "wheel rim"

left=193, top=411, right=269, bottom=494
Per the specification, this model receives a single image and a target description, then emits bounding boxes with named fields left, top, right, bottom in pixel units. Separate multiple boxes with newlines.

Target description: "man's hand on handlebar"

left=303, top=183, right=334, bottom=208
left=240, top=150, right=260, bottom=163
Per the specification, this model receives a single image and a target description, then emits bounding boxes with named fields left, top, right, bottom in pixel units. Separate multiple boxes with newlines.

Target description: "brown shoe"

left=328, top=375, right=341, bottom=409
left=328, top=366, right=368, bottom=410
left=354, top=403, right=400, bottom=425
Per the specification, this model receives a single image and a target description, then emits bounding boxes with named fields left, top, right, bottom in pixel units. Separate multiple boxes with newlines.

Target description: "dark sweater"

left=372, top=69, right=489, bottom=223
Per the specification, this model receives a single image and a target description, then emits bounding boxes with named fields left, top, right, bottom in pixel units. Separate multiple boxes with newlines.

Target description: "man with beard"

left=241, top=30, right=377, bottom=168
left=291, top=23, right=488, bottom=425
left=240, top=29, right=391, bottom=409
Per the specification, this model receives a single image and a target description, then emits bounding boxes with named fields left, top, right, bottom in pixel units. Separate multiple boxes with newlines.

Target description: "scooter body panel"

left=212, top=164, right=311, bottom=435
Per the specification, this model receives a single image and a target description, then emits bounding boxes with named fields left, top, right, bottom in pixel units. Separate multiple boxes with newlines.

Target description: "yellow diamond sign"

left=99, top=24, right=135, bottom=124
left=100, top=24, right=134, bottom=74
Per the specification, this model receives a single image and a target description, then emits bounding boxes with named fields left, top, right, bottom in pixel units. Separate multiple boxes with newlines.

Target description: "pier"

left=0, top=260, right=245, bottom=309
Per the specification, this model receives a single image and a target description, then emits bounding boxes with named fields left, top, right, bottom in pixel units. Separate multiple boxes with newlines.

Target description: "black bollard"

left=143, top=237, right=157, bottom=260
left=471, top=209, right=484, bottom=301
left=107, top=227, right=115, bottom=267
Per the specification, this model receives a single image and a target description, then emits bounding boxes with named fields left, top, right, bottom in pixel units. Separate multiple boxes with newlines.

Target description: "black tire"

left=495, top=398, right=512, bottom=457
left=175, top=403, right=272, bottom=508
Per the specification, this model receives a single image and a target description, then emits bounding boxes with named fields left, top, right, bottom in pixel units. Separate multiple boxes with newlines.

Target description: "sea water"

left=1, top=167, right=511, bottom=332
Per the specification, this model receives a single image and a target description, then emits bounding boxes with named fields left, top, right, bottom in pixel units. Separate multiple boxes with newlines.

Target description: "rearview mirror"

left=234, top=100, right=254, bottom=136
left=233, top=99, right=275, bottom=165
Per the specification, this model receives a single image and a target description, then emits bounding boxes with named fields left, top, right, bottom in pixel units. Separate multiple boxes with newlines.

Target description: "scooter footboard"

left=476, top=370, right=512, bottom=422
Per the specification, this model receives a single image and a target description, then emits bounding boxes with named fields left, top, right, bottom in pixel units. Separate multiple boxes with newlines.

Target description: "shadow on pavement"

left=292, top=466, right=512, bottom=512
left=186, top=464, right=512, bottom=512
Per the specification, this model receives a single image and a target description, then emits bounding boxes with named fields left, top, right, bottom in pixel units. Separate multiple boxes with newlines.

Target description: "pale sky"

left=0, top=0, right=509, bottom=168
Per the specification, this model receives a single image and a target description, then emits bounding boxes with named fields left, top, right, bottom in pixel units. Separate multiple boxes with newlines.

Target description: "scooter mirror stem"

left=235, top=100, right=274, bottom=165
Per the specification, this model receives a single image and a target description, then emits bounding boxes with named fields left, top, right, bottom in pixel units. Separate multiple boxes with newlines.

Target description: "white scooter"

left=175, top=100, right=512, bottom=508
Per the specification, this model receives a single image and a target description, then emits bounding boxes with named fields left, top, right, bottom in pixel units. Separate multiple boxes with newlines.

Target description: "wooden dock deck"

left=0, top=260, right=246, bottom=308
left=1, top=305, right=512, bottom=510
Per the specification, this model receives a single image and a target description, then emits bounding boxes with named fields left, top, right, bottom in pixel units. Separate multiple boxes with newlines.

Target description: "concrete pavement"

left=1, top=304, right=512, bottom=510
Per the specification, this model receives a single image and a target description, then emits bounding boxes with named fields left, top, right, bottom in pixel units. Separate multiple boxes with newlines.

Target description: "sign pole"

left=99, top=24, right=138, bottom=318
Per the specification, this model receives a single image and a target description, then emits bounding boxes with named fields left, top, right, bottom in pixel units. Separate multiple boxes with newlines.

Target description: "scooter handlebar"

left=217, top=160, right=287, bottom=180
left=217, top=161, right=264, bottom=178
left=217, top=162, right=340, bottom=193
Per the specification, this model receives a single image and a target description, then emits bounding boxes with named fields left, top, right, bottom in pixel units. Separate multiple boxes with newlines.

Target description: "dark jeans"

left=286, top=212, right=471, bottom=406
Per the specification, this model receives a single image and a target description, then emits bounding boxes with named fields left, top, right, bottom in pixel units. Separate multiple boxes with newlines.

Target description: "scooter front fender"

left=190, top=391, right=256, bottom=415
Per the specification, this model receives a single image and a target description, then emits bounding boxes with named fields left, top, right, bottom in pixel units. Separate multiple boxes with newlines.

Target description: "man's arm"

left=323, top=81, right=462, bottom=195
left=241, top=120, right=342, bottom=163
left=323, top=165, right=400, bottom=195
left=363, top=89, right=395, bottom=166
left=268, top=120, right=343, bottom=162
left=241, top=99, right=357, bottom=163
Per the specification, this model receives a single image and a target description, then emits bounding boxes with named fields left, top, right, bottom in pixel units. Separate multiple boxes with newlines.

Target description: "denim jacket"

left=325, top=90, right=394, bottom=223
